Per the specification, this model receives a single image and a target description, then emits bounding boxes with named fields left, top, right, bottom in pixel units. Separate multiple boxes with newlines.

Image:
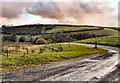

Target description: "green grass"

left=76, top=36, right=120, bottom=47
left=2, top=44, right=107, bottom=73
left=45, top=26, right=98, bottom=33
left=45, top=26, right=119, bottom=36
left=71, top=28, right=118, bottom=36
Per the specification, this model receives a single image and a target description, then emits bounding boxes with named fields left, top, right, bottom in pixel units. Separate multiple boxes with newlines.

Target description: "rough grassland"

left=2, top=44, right=107, bottom=73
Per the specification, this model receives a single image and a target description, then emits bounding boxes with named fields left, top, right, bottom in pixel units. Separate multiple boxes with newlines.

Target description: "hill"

left=2, top=24, right=119, bottom=35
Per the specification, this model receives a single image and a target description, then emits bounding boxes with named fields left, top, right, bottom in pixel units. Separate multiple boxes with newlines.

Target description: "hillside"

left=2, top=24, right=119, bottom=35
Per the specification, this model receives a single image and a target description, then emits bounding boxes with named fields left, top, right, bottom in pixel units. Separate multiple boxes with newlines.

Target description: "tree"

left=2, top=25, right=7, bottom=28
left=2, top=34, right=17, bottom=42
left=10, top=34, right=17, bottom=42
left=19, top=36, right=26, bottom=42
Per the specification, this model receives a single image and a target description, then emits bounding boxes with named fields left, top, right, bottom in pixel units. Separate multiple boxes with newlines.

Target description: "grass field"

left=45, top=27, right=118, bottom=39
left=1, top=44, right=107, bottom=73
left=76, top=36, right=120, bottom=47
left=45, top=26, right=99, bottom=33
left=71, top=28, right=118, bottom=36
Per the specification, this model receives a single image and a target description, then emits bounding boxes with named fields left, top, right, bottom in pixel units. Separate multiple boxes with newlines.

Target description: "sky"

left=0, top=0, right=119, bottom=27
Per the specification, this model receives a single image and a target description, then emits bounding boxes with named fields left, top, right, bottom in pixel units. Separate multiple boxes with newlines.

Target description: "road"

left=1, top=43, right=119, bottom=82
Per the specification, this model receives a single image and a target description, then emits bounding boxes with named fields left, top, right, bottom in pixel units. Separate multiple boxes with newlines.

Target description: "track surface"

left=1, top=43, right=119, bottom=82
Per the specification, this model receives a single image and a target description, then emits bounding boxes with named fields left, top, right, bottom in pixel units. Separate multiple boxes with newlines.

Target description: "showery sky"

left=0, top=0, right=119, bottom=27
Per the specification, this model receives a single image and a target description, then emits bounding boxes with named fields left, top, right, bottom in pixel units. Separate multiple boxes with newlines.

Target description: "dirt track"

left=1, top=43, right=119, bottom=82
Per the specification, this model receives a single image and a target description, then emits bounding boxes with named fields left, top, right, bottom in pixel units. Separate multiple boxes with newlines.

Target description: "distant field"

left=2, top=44, right=107, bottom=72
left=45, top=26, right=118, bottom=38
left=45, top=26, right=99, bottom=33
left=76, top=36, right=120, bottom=47
left=71, top=28, right=118, bottom=36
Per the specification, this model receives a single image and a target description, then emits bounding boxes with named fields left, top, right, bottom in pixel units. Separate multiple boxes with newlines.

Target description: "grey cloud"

left=26, top=2, right=64, bottom=19
left=2, top=2, right=25, bottom=18
left=1, top=2, right=34, bottom=18
left=79, top=2, right=113, bottom=14
left=1, top=2, right=114, bottom=20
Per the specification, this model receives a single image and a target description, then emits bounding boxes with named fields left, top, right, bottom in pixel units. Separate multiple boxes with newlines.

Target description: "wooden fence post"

left=39, top=48, right=42, bottom=54
left=94, top=42, right=98, bottom=49
left=59, top=45, right=63, bottom=52
left=31, top=49, right=35, bottom=53
left=26, top=48, right=29, bottom=54
left=6, top=49, right=9, bottom=58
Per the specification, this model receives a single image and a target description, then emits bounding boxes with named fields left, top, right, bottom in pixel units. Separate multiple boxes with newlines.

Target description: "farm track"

left=1, top=43, right=119, bottom=82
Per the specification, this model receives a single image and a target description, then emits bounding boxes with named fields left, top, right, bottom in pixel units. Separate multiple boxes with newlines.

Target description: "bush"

left=71, top=33, right=107, bottom=40
left=11, top=34, right=17, bottom=42
left=19, top=36, right=26, bottom=42
left=47, top=32, right=74, bottom=43
left=2, top=34, right=17, bottom=42
left=35, top=38, right=47, bottom=44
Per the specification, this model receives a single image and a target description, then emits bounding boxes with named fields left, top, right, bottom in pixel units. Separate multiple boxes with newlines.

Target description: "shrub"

left=10, top=34, right=17, bottom=42
left=2, top=25, right=7, bottom=28
left=19, top=36, right=26, bottom=42
left=35, top=38, right=47, bottom=44
left=71, top=33, right=107, bottom=40
left=2, top=34, right=17, bottom=42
